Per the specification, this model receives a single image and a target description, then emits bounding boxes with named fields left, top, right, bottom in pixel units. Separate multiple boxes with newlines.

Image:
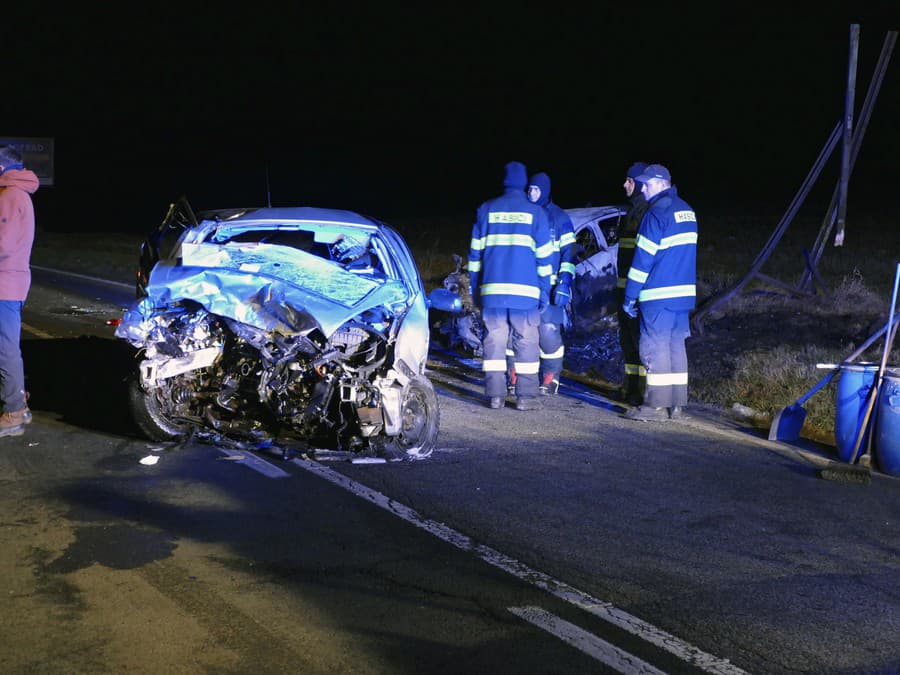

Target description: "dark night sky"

left=6, top=3, right=899, bottom=232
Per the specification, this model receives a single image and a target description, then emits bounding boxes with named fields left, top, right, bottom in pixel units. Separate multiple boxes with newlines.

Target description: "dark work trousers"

left=639, top=306, right=690, bottom=409
left=615, top=288, right=645, bottom=402
left=538, top=303, right=565, bottom=380
left=482, top=307, right=541, bottom=398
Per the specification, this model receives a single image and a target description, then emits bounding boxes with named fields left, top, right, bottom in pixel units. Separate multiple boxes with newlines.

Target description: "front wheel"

left=381, top=375, right=440, bottom=460
left=127, top=374, right=191, bottom=442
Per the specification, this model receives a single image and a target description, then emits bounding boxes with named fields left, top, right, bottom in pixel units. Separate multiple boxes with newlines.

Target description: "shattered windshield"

left=180, top=241, right=404, bottom=308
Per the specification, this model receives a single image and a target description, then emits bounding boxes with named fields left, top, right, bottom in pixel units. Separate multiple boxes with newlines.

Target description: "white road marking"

left=290, top=456, right=748, bottom=675
left=31, top=264, right=134, bottom=290
left=508, top=606, right=666, bottom=675
left=217, top=447, right=290, bottom=478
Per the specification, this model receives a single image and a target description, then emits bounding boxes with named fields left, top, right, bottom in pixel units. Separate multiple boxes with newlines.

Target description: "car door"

left=137, top=195, right=199, bottom=297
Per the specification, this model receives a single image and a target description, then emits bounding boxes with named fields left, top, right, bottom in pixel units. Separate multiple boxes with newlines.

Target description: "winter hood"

left=528, top=172, right=551, bottom=207
left=0, top=168, right=39, bottom=194
left=503, top=161, right=528, bottom=190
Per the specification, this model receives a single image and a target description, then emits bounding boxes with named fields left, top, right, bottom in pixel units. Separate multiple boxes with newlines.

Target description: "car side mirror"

left=427, top=288, right=463, bottom=313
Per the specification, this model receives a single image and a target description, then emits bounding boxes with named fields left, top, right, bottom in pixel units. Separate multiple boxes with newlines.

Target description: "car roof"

left=565, top=205, right=626, bottom=231
left=199, top=206, right=383, bottom=230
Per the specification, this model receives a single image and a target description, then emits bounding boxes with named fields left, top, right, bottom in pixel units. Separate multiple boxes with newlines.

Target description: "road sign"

left=0, top=136, right=54, bottom=187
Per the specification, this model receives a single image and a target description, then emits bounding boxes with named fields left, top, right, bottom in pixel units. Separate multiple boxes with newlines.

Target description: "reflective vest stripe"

left=646, top=371, right=688, bottom=386
left=624, top=363, right=646, bottom=376
left=635, top=234, right=659, bottom=255
left=485, top=233, right=537, bottom=248
left=639, top=284, right=696, bottom=302
left=540, top=345, right=565, bottom=360
left=628, top=267, right=649, bottom=284
left=481, top=283, right=541, bottom=299
left=483, top=358, right=507, bottom=372
left=515, top=360, right=540, bottom=375
left=660, top=231, right=698, bottom=248
left=535, top=241, right=555, bottom=258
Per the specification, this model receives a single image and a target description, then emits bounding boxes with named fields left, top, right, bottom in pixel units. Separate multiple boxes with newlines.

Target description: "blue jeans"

left=0, top=300, right=26, bottom=412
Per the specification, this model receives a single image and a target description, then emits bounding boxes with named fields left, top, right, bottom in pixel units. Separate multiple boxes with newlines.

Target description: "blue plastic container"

left=875, top=368, right=900, bottom=476
left=835, top=363, right=879, bottom=462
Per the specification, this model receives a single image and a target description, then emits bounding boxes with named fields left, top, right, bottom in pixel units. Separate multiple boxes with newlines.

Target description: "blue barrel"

left=835, top=363, right=879, bottom=462
left=875, top=368, right=900, bottom=476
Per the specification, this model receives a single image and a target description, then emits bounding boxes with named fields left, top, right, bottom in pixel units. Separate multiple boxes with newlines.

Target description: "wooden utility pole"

left=691, top=27, right=897, bottom=333
left=833, top=24, right=858, bottom=247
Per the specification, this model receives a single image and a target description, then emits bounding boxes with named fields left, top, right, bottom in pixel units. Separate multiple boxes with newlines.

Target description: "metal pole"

left=690, top=122, right=841, bottom=333
left=800, top=30, right=897, bottom=289
left=834, top=24, right=859, bottom=247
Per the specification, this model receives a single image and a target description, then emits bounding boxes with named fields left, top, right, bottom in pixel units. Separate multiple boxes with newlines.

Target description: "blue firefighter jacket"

left=624, top=186, right=697, bottom=311
left=548, top=201, right=577, bottom=287
left=469, top=187, right=554, bottom=311
left=528, top=172, right=577, bottom=288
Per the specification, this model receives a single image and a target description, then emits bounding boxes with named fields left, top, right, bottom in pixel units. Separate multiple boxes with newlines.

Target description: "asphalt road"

left=2, top=269, right=899, bottom=674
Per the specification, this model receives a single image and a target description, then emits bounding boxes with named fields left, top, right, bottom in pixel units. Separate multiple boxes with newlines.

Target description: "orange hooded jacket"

left=0, top=168, right=39, bottom=300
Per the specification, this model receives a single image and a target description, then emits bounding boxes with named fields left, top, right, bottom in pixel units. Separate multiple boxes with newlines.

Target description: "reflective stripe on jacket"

left=468, top=188, right=553, bottom=310
left=616, top=193, right=649, bottom=288
left=545, top=202, right=577, bottom=287
left=624, top=186, right=697, bottom=311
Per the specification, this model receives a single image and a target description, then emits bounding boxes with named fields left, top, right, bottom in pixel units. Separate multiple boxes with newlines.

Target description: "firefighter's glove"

left=538, top=289, right=550, bottom=313
left=553, top=282, right=571, bottom=306
left=623, top=299, right=638, bottom=318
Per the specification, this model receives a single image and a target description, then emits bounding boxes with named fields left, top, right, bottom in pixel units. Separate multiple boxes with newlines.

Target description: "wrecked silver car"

left=567, top=205, right=626, bottom=327
left=116, top=198, right=454, bottom=459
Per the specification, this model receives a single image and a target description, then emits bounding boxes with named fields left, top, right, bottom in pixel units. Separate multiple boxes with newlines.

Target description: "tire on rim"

left=127, top=374, right=191, bottom=442
left=381, top=375, right=440, bottom=460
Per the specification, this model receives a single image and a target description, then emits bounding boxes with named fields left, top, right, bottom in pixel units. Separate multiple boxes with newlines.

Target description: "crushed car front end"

left=116, top=204, right=439, bottom=459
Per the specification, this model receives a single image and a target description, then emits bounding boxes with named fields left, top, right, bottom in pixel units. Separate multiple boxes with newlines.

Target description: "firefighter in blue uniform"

left=616, top=162, right=650, bottom=405
left=526, top=172, right=576, bottom=395
left=622, top=164, right=697, bottom=421
left=469, top=161, right=554, bottom=411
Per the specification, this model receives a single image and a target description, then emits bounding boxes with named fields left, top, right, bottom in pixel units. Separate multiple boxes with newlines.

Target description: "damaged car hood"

left=117, top=240, right=409, bottom=340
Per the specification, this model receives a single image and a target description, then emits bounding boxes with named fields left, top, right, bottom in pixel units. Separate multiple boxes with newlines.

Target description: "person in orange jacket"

left=0, top=145, right=39, bottom=437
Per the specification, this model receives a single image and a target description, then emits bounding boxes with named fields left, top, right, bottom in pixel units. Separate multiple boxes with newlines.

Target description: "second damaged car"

left=115, top=198, right=457, bottom=460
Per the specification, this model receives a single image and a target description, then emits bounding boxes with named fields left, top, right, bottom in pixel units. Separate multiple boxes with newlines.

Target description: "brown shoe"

left=0, top=409, right=26, bottom=437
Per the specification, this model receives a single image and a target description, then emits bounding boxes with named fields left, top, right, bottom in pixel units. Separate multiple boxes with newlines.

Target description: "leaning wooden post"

left=800, top=30, right=897, bottom=290
left=833, top=24, right=859, bottom=247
